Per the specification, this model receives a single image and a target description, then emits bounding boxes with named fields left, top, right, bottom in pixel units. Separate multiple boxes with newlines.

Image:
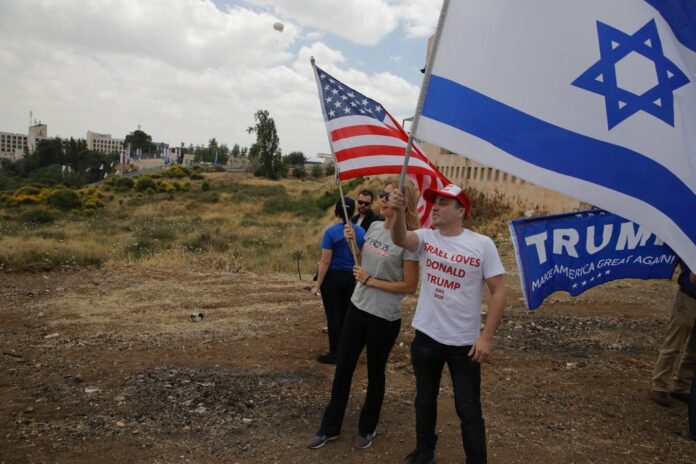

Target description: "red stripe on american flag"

left=330, top=125, right=401, bottom=142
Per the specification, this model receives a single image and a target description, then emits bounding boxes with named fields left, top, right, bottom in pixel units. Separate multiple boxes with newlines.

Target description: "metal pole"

left=398, top=0, right=451, bottom=190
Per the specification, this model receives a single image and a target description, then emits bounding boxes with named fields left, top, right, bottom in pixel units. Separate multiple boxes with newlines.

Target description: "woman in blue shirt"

left=311, top=197, right=366, bottom=364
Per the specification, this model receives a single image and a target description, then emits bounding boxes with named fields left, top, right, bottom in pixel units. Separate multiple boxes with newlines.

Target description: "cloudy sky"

left=0, top=0, right=441, bottom=158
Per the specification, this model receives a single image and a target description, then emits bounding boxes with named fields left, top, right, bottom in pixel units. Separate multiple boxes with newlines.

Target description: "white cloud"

left=0, top=0, right=420, bottom=159
left=251, top=0, right=399, bottom=46
left=394, top=0, right=442, bottom=38
left=252, top=0, right=441, bottom=44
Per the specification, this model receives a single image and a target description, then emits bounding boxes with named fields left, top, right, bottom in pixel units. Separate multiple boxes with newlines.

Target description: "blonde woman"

left=308, top=179, right=421, bottom=450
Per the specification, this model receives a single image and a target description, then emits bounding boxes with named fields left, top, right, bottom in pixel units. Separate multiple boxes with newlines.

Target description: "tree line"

left=0, top=109, right=331, bottom=190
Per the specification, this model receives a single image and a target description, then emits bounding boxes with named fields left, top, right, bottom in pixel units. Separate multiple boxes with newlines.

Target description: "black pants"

left=411, top=330, right=487, bottom=463
left=319, top=303, right=401, bottom=436
left=319, top=270, right=356, bottom=357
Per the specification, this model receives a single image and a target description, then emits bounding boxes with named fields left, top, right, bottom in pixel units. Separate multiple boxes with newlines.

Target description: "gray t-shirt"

left=351, top=222, right=419, bottom=321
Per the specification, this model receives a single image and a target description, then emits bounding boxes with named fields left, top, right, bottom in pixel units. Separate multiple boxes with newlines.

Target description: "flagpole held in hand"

left=397, top=0, right=451, bottom=191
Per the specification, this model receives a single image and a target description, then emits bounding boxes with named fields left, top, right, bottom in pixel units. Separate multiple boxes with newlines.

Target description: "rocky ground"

left=1, top=253, right=696, bottom=463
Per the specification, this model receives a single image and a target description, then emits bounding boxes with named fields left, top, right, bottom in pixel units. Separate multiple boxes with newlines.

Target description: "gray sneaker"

left=353, top=430, right=376, bottom=449
left=307, top=433, right=339, bottom=449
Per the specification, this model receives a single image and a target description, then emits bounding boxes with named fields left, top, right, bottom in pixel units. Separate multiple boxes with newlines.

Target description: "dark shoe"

left=671, top=391, right=690, bottom=404
left=317, top=354, right=337, bottom=364
left=403, top=448, right=435, bottom=464
left=307, top=433, right=339, bottom=449
left=353, top=430, right=376, bottom=449
left=649, top=390, right=672, bottom=407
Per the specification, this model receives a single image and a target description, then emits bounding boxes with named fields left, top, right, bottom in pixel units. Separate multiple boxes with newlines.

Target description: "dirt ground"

left=2, top=243, right=696, bottom=463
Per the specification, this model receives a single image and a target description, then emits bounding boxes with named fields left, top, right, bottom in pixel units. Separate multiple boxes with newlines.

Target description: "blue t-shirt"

left=321, top=222, right=366, bottom=271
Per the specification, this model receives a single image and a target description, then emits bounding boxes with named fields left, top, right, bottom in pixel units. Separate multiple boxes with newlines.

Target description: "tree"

left=231, top=143, right=241, bottom=158
left=247, top=110, right=283, bottom=180
left=292, top=165, right=307, bottom=179
left=193, top=138, right=230, bottom=164
left=325, top=163, right=336, bottom=177
left=285, top=151, right=306, bottom=166
left=124, top=129, right=156, bottom=155
left=311, top=164, right=324, bottom=178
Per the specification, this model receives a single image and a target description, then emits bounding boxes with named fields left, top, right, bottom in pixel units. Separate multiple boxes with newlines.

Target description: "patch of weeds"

left=125, top=239, right=158, bottom=259
left=241, top=236, right=280, bottom=249
left=19, top=207, right=61, bottom=225
left=220, top=182, right=286, bottom=201
left=198, top=192, right=219, bottom=203
left=240, top=215, right=257, bottom=227
left=183, top=232, right=230, bottom=253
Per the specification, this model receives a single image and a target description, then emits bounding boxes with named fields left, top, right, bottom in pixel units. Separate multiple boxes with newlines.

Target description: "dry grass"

left=0, top=172, right=516, bottom=274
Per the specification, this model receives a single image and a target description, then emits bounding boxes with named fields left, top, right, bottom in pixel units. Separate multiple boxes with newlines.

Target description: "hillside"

left=1, top=171, right=694, bottom=463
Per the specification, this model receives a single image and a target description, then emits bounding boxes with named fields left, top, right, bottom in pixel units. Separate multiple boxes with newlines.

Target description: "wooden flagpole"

left=310, top=56, right=359, bottom=264
left=397, top=0, right=451, bottom=191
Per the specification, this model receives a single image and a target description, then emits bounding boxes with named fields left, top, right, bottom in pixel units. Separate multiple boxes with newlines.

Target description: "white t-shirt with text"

left=412, top=228, right=505, bottom=346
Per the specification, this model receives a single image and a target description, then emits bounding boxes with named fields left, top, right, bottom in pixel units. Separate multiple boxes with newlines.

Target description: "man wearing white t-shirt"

left=391, top=184, right=507, bottom=464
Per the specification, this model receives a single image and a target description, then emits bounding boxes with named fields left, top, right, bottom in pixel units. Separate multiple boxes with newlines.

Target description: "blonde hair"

left=384, top=177, right=420, bottom=231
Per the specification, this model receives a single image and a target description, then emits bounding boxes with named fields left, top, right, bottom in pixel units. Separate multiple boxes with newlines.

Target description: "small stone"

left=194, top=406, right=207, bottom=414
left=74, top=374, right=84, bottom=383
left=44, top=333, right=60, bottom=339
left=84, top=386, right=100, bottom=394
left=242, top=418, right=253, bottom=424
left=116, top=421, right=126, bottom=428
left=24, top=406, right=34, bottom=413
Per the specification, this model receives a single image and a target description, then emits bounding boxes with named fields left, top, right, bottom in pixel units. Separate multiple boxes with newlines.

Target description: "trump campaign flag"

left=415, top=1, right=696, bottom=270
left=311, top=60, right=450, bottom=227
left=510, top=210, right=678, bottom=310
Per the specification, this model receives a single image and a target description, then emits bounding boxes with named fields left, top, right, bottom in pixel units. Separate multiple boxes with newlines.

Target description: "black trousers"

left=319, top=270, right=356, bottom=357
left=319, top=303, right=401, bottom=436
left=411, top=330, right=487, bottom=464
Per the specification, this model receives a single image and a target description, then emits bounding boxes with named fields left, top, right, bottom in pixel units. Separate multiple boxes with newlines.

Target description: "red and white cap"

left=422, top=184, right=471, bottom=217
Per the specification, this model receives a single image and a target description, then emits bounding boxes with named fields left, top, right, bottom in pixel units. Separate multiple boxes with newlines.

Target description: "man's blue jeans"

left=410, top=330, right=487, bottom=463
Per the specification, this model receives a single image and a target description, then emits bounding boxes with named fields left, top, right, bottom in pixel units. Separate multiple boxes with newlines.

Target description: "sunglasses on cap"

left=379, top=190, right=390, bottom=201
left=357, top=200, right=372, bottom=206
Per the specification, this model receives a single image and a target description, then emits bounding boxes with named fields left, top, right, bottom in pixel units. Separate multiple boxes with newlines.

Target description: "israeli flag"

left=416, top=1, right=696, bottom=271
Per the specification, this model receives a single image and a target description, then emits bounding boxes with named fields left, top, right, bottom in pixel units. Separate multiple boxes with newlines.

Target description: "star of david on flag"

left=311, top=62, right=450, bottom=227
left=414, top=0, right=696, bottom=272
left=572, top=19, right=689, bottom=129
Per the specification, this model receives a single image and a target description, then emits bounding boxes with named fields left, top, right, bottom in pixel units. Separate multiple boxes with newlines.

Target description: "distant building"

left=0, top=131, right=29, bottom=160
left=0, top=123, right=125, bottom=161
left=86, top=131, right=124, bottom=154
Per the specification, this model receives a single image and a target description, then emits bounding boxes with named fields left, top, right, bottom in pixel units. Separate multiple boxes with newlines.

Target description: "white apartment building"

left=0, top=124, right=125, bottom=160
left=0, top=131, right=29, bottom=160
left=86, top=131, right=124, bottom=153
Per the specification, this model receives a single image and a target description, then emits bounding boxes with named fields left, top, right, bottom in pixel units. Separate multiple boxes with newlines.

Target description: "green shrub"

left=325, top=164, right=336, bottom=176
left=135, top=176, right=158, bottom=192
left=190, top=172, right=204, bottom=180
left=46, top=188, right=82, bottom=211
left=19, top=207, right=60, bottom=224
left=113, top=177, right=135, bottom=191
left=164, top=166, right=189, bottom=179
left=311, top=165, right=323, bottom=178
left=292, top=166, right=307, bottom=179
left=201, top=180, right=210, bottom=191
left=156, top=180, right=177, bottom=192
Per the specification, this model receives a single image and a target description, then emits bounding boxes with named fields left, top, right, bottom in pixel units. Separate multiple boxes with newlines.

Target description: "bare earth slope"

left=2, top=243, right=696, bottom=463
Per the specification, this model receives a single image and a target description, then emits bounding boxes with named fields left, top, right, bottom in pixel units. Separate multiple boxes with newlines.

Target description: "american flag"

left=313, top=64, right=450, bottom=227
